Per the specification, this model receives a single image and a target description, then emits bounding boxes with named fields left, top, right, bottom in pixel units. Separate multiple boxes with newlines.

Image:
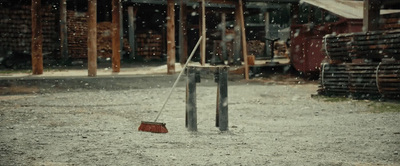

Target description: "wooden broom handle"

left=154, top=36, right=203, bottom=122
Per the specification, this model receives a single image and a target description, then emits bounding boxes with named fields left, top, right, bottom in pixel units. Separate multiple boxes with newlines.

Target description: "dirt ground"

left=0, top=75, right=399, bottom=165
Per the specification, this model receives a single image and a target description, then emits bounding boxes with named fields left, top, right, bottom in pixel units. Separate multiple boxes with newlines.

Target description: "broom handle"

left=154, top=36, right=203, bottom=122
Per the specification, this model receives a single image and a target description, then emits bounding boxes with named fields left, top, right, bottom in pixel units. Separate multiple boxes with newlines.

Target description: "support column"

left=264, top=11, right=271, bottom=58
left=200, top=0, right=206, bottom=65
left=60, top=0, right=68, bottom=61
left=220, top=12, right=227, bottom=63
left=119, top=2, right=124, bottom=56
left=128, top=6, right=137, bottom=59
left=186, top=67, right=197, bottom=131
left=167, top=0, right=176, bottom=74
left=112, top=0, right=121, bottom=72
left=179, top=0, right=188, bottom=65
left=88, top=0, right=97, bottom=77
left=363, top=0, right=381, bottom=32
left=238, top=0, right=249, bottom=80
left=31, top=0, right=43, bottom=75
left=232, top=4, right=241, bottom=65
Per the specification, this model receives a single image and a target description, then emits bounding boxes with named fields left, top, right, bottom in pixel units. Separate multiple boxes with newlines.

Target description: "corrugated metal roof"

left=301, top=0, right=400, bottom=19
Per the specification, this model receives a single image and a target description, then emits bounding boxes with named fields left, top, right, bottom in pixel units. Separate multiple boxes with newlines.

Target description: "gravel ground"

left=0, top=75, right=399, bottom=165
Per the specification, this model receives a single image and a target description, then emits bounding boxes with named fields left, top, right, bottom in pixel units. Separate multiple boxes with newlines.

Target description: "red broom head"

left=138, top=121, right=168, bottom=133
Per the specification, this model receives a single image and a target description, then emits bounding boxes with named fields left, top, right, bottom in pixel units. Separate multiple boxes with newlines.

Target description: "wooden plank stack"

left=381, top=13, right=400, bottom=31
left=97, top=21, right=131, bottom=59
left=0, top=5, right=57, bottom=54
left=247, top=40, right=265, bottom=57
left=136, top=30, right=163, bottom=60
left=319, top=62, right=400, bottom=99
left=320, top=29, right=400, bottom=99
left=67, top=11, right=88, bottom=59
left=323, top=29, right=400, bottom=62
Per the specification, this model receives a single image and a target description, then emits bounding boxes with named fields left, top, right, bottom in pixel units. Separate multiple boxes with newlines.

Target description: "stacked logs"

left=136, top=30, right=163, bottom=60
left=320, top=29, right=400, bottom=99
left=323, top=29, right=400, bottom=62
left=381, top=13, right=400, bottom=31
left=319, top=62, right=400, bottom=99
left=0, top=5, right=57, bottom=54
left=247, top=40, right=265, bottom=57
left=67, top=11, right=88, bottom=59
left=97, top=22, right=131, bottom=59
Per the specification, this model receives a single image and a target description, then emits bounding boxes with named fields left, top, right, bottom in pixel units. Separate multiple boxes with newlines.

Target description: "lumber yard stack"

left=97, top=22, right=131, bottom=59
left=319, top=29, right=400, bottom=99
left=381, top=13, right=400, bottom=31
left=67, top=11, right=88, bottom=59
left=136, top=30, right=163, bottom=60
left=0, top=5, right=58, bottom=54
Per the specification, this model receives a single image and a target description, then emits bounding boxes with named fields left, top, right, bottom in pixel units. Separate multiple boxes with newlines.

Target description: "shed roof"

left=301, top=0, right=400, bottom=19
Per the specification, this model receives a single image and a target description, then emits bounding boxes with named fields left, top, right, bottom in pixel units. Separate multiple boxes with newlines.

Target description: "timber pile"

left=0, top=5, right=57, bottom=54
left=67, top=11, right=88, bottom=59
left=247, top=40, right=265, bottom=57
left=319, top=62, right=400, bottom=99
left=381, top=13, right=400, bottom=30
left=320, top=29, right=400, bottom=99
left=136, top=30, right=163, bottom=60
left=97, top=22, right=131, bottom=58
left=323, top=29, right=400, bottom=62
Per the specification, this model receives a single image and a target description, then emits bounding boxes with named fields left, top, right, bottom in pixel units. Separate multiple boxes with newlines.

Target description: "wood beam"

left=200, top=0, right=206, bottom=65
left=31, top=0, right=43, bottom=75
left=179, top=0, right=188, bottom=65
left=238, top=0, right=249, bottom=80
left=167, top=0, right=176, bottom=74
left=88, top=0, right=97, bottom=77
left=112, top=0, right=121, bottom=72
left=363, top=0, right=381, bottom=32
left=232, top=3, right=241, bottom=65
left=60, top=0, right=68, bottom=61
left=127, top=6, right=137, bottom=59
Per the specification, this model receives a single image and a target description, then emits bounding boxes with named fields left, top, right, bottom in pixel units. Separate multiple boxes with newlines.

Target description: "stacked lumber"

left=0, top=5, right=57, bottom=54
left=247, top=40, right=265, bottom=57
left=97, top=22, right=131, bottom=58
left=136, top=30, right=163, bottom=60
left=318, top=64, right=349, bottom=96
left=319, top=62, right=400, bottom=99
left=67, top=11, right=88, bottom=59
left=381, top=13, right=400, bottom=30
left=323, top=30, right=400, bottom=62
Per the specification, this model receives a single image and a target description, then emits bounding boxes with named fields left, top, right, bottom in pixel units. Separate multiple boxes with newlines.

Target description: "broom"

left=138, top=36, right=203, bottom=133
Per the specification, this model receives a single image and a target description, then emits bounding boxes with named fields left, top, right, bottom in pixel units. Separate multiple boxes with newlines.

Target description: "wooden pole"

left=60, top=0, right=68, bottom=61
left=127, top=6, right=137, bottom=59
left=232, top=4, right=241, bottom=65
left=88, top=0, right=97, bottom=77
left=264, top=11, right=270, bottom=58
left=31, top=0, right=43, bottom=75
left=221, top=12, right=227, bottom=62
left=200, top=0, right=206, bottom=65
left=167, top=0, right=176, bottom=74
left=238, top=0, right=249, bottom=80
left=119, top=2, right=124, bottom=53
left=363, top=0, right=381, bottom=32
left=179, top=0, right=188, bottom=65
left=112, top=0, right=121, bottom=72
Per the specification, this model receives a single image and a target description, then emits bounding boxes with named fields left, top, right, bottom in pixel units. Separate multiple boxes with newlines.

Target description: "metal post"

left=218, top=67, right=228, bottom=131
left=186, top=67, right=197, bottom=131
